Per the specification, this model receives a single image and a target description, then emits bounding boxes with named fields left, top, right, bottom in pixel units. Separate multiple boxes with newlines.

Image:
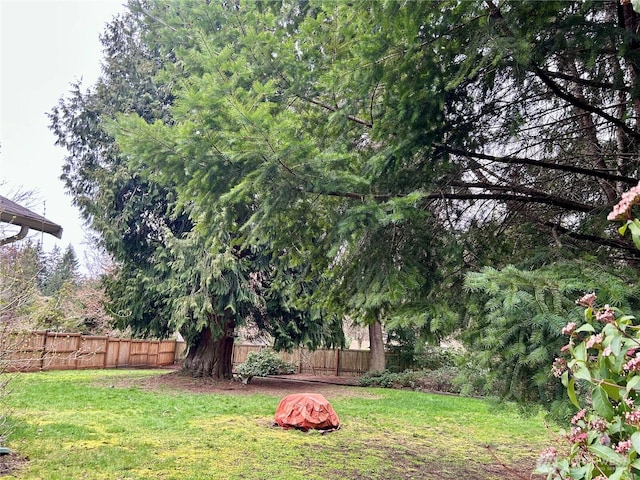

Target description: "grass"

left=1, top=369, right=552, bottom=479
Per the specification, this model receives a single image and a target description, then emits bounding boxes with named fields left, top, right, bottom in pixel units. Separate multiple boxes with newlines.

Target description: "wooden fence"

left=232, top=344, right=370, bottom=377
left=1, top=331, right=178, bottom=372
left=1, top=332, right=372, bottom=377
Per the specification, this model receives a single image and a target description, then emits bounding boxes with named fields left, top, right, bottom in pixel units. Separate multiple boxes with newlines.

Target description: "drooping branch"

left=538, top=68, right=629, bottom=92
left=534, top=218, right=639, bottom=254
left=427, top=191, right=596, bottom=213
left=445, top=180, right=597, bottom=211
left=438, top=145, right=639, bottom=185
left=532, top=66, right=640, bottom=140
left=297, top=183, right=599, bottom=213
left=485, top=0, right=640, bottom=140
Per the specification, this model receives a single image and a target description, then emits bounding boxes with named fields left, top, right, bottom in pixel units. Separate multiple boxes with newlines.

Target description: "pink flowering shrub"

left=607, top=181, right=640, bottom=250
left=607, top=182, right=640, bottom=221
left=537, top=188, right=640, bottom=479
left=536, top=295, right=640, bottom=479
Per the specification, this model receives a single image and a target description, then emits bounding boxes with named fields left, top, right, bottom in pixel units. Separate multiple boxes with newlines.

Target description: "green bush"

left=358, top=370, right=406, bottom=388
left=418, top=366, right=460, bottom=393
left=419, top=347, right=458, bottom=370
left=452, top=355, right=493, bottom=398
left=358, top=367, right=464, bottom=395
left=235, top=349, right=296, bottom=383
left=386, top=342, right=461, bottom=373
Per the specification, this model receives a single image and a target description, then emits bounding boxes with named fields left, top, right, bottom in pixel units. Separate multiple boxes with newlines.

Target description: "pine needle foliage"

left=162, top=230, right=344, bottom=352
left=463, top=261, right=640, bottom=408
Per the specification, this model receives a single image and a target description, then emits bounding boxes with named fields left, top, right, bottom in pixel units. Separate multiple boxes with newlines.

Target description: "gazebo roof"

left=0, top=194, right=63, bottom=245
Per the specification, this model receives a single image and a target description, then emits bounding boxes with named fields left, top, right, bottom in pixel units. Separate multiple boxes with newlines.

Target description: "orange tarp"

left=274, top=393, right=340, bottom=431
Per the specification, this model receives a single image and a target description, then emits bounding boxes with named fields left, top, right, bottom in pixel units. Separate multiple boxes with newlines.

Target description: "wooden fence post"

left=74, top=335, right=81, bottom=369
left=103, top=338, right=109, bottom=369
left=39, top=331, right=48, bottom=370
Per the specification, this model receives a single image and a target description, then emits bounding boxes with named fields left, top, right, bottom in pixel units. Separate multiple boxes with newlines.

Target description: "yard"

left=1, top=369, right=551, bottom=479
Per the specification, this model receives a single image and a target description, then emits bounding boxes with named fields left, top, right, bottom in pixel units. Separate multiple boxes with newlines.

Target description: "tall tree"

left=50, top=1, right=344, bottom=377
left=49, top=4, right=189, bottom=342
left=437, top=0, right=640, bottom=257
left=107, top=0, right=468, bottom=370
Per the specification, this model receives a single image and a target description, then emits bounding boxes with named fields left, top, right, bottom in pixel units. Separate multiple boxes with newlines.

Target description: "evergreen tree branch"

left=534, top=218, right=639, bottom=254
left=296, top=183, right=597, bottom=213
left=532, top=65, right=640, bottom=139
left=438, top=145, right=638, bottom=185
left=538, top=68, right=629, bottom=92
left=485, top=0, right=640, bottom=140
left=429, top=191, right=595, bottom=212
left=446, top=180, right=596, bottom=212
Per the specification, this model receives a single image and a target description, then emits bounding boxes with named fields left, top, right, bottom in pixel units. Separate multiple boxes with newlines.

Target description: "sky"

left=0, top=0, right=126, bottom=273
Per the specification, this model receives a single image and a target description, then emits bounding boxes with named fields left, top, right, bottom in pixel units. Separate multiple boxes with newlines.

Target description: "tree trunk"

left=368, top=319, right=386, bottom=372
left=182, top=321, right=235, bottom=378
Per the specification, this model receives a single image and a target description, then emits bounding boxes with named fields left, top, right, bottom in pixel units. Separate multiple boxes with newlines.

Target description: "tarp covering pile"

left=274, top=393, right=340, bottom=432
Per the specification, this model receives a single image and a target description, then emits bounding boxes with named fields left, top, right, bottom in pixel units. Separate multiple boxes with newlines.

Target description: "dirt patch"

left=0, top=451, right=28, bottom=477
left=113, top=370, right=367, bottom=398
left=316, top=440, right=541, bottom=480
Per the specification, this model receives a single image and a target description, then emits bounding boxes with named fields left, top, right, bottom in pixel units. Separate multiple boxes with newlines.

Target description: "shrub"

left=358, top=367, right=463, bottom=394
left=358, top=370, right=395, bottom=388
left=235, top=349, right=296, bottom=383
left=452, top=355, right=494, bottom=398
left=415, top=366, right=460, bottom=393
left=535, top=295, right=640, bottom=479
left=536, top=183, right=640, bottom=479
left=422, top=348, right=457, bottom=370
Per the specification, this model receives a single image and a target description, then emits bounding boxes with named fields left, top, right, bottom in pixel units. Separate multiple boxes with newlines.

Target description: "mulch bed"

left=126, top=370, right=363, bottom=397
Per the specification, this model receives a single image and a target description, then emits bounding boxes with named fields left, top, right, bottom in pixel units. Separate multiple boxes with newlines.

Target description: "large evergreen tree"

left=49, top=2, right=344, bottom=377
left=107, top=0, right=467, bottom=370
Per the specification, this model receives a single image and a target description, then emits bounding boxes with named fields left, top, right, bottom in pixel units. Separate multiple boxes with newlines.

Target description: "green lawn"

left=1, top=369, right=551, bottom=479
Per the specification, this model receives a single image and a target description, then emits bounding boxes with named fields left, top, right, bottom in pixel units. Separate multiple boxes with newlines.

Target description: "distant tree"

left=59, top=246, right=79, bottom=282
left=39, top=245, right=79, bottom=296
left=72, top=278, right=116, bottom=335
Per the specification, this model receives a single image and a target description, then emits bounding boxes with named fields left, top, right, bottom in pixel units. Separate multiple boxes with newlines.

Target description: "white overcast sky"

left=0, top=0, right=126, bottom=272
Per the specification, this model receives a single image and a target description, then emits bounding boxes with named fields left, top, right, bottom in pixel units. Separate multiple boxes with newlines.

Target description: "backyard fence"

left=232, top=344, right=370, bottom=377
left=1, top=331, right=373, bottom=377
left=1, top=331, right=179, bottom=372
